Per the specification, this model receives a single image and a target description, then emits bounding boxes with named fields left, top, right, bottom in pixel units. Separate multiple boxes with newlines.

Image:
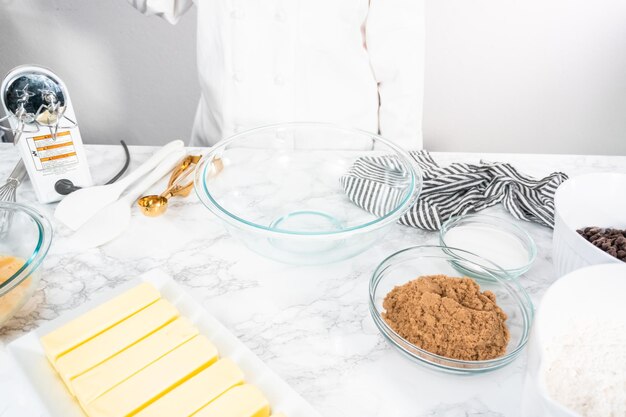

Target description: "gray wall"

left=0, top=1, right=198, bottom=146
left=1, top=0, right=626, bottom=155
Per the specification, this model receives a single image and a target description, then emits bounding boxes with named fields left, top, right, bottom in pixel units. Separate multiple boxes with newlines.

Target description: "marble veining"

left=419, top=398, right=505, bottom=417
left=1, top=144, right=625, bottom=417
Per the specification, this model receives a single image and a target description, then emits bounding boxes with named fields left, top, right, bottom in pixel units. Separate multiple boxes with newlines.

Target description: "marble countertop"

left=1, top=143, right=625, bottom=417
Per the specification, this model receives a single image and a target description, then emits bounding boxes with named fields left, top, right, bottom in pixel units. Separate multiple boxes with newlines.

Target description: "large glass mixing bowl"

left=194, top=123, right=422, bottom=264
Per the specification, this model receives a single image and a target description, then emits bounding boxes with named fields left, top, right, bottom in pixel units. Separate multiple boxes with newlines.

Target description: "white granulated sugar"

left=443, top=225, right=530, bottom=270
left=543, top=320, right=626, bottom=417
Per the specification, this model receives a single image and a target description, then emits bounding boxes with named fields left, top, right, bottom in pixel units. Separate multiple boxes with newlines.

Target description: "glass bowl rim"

left=439, top=213, right=538, bottom=278
left=369, top=245, right=534, bottom=370
left=0, top=201, right=53, bottom=296
left=194, top=122, right=423, bottom=237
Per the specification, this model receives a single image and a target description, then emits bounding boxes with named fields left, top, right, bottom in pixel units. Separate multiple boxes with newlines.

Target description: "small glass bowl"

left=439, top=214, right=537, bottom=280
left=369, top=245, right=533, bottom=374
left=0, top=202, right=52, bottom=326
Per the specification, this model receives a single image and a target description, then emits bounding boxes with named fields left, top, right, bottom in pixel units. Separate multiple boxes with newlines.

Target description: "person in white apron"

left=129, top=0, right=425, bottom=150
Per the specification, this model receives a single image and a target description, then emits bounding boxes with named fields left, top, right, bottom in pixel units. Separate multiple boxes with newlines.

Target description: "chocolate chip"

left=590, top=233, right=603, bottom=242
left=577, top=226, right=626, bottom=263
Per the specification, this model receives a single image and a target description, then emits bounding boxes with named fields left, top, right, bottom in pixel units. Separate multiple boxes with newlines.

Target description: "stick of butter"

left=193, top=384, right=270, bottom=417
left=56, top=299, right=179, bottom=392
left=135, top=358, right=244, bottom=417
left=72, top=317, right=199, bottom=404
left=41, top=283, right=161, bottom=363
left=84, top=335, right=218, bottom=417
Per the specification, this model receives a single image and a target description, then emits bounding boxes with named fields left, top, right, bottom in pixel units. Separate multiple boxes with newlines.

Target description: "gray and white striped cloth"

left=340, top=150, right=568, bottom=231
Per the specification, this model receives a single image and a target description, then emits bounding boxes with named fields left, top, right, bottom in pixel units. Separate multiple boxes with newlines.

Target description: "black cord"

left=104, top=140, right=130, bottom=185
left=55, top=140, right=131, bottom=195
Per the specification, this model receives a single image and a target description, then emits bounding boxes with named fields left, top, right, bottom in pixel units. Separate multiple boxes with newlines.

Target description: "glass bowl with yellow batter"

left=0, top=202, right=52, bottom=326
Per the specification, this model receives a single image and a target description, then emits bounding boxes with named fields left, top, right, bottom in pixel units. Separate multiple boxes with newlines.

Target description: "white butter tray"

left=6, top=269, right=323, bottom=417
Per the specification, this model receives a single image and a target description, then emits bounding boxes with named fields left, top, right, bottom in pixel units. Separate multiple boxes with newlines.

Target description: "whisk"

left=0, top=159, right=27, bottom=200
left=0, top=159, right=27, bottom=234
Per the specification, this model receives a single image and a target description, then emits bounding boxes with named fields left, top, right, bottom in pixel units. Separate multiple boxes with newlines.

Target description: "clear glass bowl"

left=194, top=123, right=422, bottom=264
left=0, top=202, right=52, bottom=326
left=439, top=214, right=537, bottom=280
left=369, top=245, right=533, bottom=374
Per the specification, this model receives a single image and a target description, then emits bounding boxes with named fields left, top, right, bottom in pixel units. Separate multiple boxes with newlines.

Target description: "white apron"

left=129, top=0, right=424, bottom=149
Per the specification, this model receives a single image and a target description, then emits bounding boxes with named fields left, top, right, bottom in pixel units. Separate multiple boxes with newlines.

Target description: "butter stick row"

left=84, top=335, right=218, bottom=417
left=73, top=317, right=199, bottom=404
left=56, top=299, right=179, bottom=393
left=41, top=283, right=161, bottom=363
left=135, top=358, right=244, bottom=417
left=194, top=384, right=270, bottom=417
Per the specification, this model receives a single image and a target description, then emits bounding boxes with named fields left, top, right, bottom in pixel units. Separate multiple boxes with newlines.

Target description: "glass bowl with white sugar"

left=439, top=214, right=536, bottom=280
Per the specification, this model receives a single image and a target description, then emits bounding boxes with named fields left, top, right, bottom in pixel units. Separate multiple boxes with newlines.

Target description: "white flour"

left=543, top=320, right=626, bottom=417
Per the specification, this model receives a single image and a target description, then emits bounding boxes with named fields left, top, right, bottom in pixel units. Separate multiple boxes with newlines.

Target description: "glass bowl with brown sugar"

left=369, top=245, right=533, bottom=374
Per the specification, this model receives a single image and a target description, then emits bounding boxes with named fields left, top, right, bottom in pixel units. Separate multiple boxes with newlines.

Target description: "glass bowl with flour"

left=439, top=214, right=536, bottom=280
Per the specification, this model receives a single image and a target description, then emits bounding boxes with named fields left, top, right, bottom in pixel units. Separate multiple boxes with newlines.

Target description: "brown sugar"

left=382, top=274, right=510, bottom=361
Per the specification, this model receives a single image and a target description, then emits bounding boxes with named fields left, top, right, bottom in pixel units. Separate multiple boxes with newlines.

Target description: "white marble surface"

left=1, top=144, right=625, bottom=417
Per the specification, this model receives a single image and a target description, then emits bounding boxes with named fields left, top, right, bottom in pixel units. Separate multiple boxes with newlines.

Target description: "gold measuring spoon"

left=137, top=154, right=201, bottom=217
left=137, top=155, right=222, bottom=217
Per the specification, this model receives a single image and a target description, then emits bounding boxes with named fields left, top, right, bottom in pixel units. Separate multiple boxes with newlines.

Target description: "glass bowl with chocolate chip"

left=369, top=245, right=533, bottom=374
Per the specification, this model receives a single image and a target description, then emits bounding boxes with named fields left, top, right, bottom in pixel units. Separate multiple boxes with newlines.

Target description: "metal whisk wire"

left=0, top=177, right=18, bottom=199
left=0, top=159, right=27, bottom=235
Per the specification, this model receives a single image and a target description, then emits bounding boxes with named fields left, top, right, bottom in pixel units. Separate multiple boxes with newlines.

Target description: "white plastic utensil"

left=69, top=150, right=186, bottom=249
left=54, top=140, right=184, bottom=230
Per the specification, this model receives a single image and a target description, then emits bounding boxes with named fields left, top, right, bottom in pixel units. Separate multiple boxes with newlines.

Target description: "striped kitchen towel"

left=339, top=150, right=568, bottom=231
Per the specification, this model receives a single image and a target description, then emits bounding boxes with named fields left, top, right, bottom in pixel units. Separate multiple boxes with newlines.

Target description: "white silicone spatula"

left=69, top=149, right=186, bottom=249
left=54, top=140, right=185, bottom=231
